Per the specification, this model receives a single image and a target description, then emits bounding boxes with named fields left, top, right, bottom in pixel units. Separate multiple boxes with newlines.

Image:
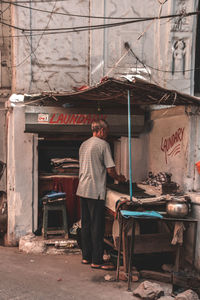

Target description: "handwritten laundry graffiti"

left=161, top=128, right=184, bottom=164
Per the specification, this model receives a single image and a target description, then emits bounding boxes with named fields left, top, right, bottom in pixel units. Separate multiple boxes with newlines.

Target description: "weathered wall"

left=188, top=110, right=200, bottom=192
left=0, top=3, right=12, bottom=89
left=93, top=0, right=197, bottom=95
left=0, top=2, right=12, bottom=190
left=7, top=107, right=38, bottom=245
left=12, top=0, right=90, bottom=93
left=148, top=106, right=189, bottom=189
left=0, top=2, right=12, bottom=236
left=0, top=110, right=7, bottom=192
left=90, top=0, right=173, bottom=86
left=11, top=0, right=198, bottom=94
left=114, top=105, right=200, bottom=192
left=119, top=135, right=148, bottom=182
left=167, top=0, right=197, bottom=95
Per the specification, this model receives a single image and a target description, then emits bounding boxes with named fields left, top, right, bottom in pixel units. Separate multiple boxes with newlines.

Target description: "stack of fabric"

left=42, top=191, right=66, bottom=204
left=51, top=158, right=79, bottom=175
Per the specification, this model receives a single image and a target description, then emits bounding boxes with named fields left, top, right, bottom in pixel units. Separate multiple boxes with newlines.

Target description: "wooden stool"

left=42, top=200, right=68, bottom=239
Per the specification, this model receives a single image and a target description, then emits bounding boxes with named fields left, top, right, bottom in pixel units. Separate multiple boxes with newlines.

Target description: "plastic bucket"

left=195, top=161, right=200, bottom=174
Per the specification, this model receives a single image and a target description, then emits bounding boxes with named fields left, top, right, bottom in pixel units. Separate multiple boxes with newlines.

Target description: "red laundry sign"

left=48, top=113, right=107, bottom=125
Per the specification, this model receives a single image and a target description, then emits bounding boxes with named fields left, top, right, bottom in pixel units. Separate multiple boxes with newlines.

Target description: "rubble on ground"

left=132, top=280, right=200, bottom=300
left=19, top=233, right=46, bottom=254
left=133, top=280, right=164, bottom=299
left=175, top=289, right=199, bottom=300
left=19, top=233, right=80, bottom=254
left=159, top=297, right=175, bottom=300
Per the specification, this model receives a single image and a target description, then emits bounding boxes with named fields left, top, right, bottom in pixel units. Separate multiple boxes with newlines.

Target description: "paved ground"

left=0, top=246, right=172, bottom=300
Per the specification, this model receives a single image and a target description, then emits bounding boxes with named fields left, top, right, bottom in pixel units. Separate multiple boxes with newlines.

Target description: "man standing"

left=76, top=119, right=126, bottom=269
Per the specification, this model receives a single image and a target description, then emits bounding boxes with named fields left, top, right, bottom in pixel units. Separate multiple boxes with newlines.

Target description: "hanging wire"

left=1, top=0, right=145, bottom=20
left=0, top=10, right=199, bottom=33
left=1, top=3, right=199, bottom=76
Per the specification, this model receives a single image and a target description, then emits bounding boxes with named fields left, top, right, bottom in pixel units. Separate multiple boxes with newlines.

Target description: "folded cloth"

left=51, top=158, right=79, bottom=165
left=120, top=210, right=163, bottom=219
left=171, top=221, right=185, bottom=245
left=43, top=191, right=66, bottom=200
left=115, top=198, right=130, bottom=211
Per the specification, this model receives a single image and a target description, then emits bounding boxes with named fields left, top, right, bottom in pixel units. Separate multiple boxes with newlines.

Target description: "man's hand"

left=107, top=167, right=126, bottom=183
left=117, top=174, right=126, bottom=183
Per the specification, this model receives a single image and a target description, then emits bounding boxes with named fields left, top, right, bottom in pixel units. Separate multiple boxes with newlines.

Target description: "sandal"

left=91, top=263, right=102, bottom=269
left=101, top=264, right=115, bottom=270
left=81, top=259, right=91, bottom=265
left=91, top=263, right=115, bottom=270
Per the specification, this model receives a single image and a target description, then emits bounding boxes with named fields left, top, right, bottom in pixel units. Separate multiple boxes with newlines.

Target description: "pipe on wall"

left=31, top=134, right=35, bottom=232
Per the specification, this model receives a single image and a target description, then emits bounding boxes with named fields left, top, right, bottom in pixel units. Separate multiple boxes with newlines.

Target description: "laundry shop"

left=5, top=78, right=200, bottom=272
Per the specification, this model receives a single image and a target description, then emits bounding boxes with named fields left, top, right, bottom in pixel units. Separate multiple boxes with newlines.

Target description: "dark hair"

left=91, top=119, right=109, bottom=132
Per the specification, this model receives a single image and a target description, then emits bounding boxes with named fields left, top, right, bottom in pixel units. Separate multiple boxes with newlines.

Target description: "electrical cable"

left=29, top=0, right=33, bottom=92
left=5, top=0, right=89, bottom=3
left=0, top=3, right=10, bottom=15
left=7, top=26, right=200, bottom=74
left=0, top=2, right=12, bottom=85
left=124, top=42, right=151, bottom=79
left=1, top=0, right=145, bottom=20
left=0, top=20, right=24, bottom=31
left=0, top=18, right=147, bottom=32
left=124, top=42, right=199, bottom=74
left=20, top=10, right=200, bottom=32
left=7, top=0, right=57, bottom=70
left=1, top=4, right=199, bottom=75
left=22, top=0, right=58, bottom=90
left=0, top=9, right=199, bottom=33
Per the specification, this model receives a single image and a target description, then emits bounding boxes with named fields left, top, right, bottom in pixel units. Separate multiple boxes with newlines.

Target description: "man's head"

left=91, top=119, right=109, bottom=140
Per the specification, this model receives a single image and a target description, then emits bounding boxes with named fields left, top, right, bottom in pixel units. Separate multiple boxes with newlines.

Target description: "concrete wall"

left=0, top=1, right=12, bottom=192
left=148, top=106, right=200, bottom=271
left=0, top=110, right=7, bottom=192
left=11, top=0, right=198, bottom=94
left=114, top=105, right=200, bottom=189
left=0, top=3, right=11, bottom=89
left=7, top=107, right=38, bottom=245
left=188, top=111, right=200, bottom=192
left=0, top=1, right=12, bottom=235
left=119, top=135, right=148, bottom=182
left=12, top=0, right=90, bottom=93
left=148, top=106, right=189, bottom=190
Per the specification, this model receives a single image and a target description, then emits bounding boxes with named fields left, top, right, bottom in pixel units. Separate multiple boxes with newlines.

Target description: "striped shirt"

left=76, top=136, right=115, bottom=200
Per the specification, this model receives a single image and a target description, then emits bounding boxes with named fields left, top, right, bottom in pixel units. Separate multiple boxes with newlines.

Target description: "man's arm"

left=107, top=167, right=126, bottom=183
